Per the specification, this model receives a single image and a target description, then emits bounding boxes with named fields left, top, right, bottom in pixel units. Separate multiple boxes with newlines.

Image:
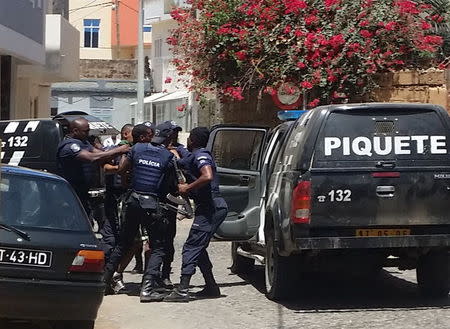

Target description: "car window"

left=212, top=129, right=265, bottom=171
left=0, top=173, right=90, bottom=231
left=313, top=109, right=449, bottom=168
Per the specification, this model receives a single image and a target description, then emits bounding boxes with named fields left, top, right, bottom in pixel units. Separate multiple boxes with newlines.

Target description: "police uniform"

left=56, top=137, right=96, bottom=216
left=179, top=148, right=228, bottom=285
left=104, top=141, right=176, bottom=301
left=100, top=148, right=126, bottom=261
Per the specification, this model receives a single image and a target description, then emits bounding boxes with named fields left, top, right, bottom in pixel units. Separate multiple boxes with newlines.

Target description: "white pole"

left=137, top=0, right=144, bottom=123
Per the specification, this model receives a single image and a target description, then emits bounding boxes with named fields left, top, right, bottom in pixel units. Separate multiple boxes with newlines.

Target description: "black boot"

left=163, top=274, right=190, bottom=303
left=194, top=284, right=221, bottom=299
left=140, top=278, right=166, bottom=303
left=195, top=269, right=220, bottom=298
left=161, top=266, right=174, bottom=289
left=111, top=272, right=126, bottom=293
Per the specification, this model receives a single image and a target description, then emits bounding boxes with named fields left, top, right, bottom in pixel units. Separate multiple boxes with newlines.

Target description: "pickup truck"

left=208, top=103, right=450, bottom=301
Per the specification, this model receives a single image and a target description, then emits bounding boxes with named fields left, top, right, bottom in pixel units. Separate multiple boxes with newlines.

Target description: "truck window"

left=212, top=129, right=265, bottom=171
left=313, top=109, right=449, bottom=168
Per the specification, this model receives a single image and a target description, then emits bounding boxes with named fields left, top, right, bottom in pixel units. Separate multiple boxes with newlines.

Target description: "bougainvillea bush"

left=168, top=0, right=447, bottom=106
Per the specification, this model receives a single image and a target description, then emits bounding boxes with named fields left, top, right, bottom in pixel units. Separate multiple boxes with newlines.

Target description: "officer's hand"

left=178, top=183, right=189, bottom=196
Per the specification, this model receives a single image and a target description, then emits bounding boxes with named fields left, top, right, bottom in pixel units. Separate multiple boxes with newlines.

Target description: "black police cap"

left=165, top=120, right=182, bottom=132
left=152, top=121, right=175, bottom=144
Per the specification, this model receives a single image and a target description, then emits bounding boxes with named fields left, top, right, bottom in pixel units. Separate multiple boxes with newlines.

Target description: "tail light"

left=291, top=181, right=311, bottom=224
left=69, top=250, right=104, bottom=273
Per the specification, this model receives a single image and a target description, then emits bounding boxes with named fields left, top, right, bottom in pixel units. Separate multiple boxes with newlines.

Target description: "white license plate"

left=0, top=247, right=52, bottom=267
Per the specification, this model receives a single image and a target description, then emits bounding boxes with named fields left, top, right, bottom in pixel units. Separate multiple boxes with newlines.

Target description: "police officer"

left=101, top=124, right=134, bottom=262
left=164, top=127, right=228, bottom=302
left=56, top=118, right=129, bottom=217
left=104, top=123, right=177, bottom=303
left=152, top=120, right=183, bottom=288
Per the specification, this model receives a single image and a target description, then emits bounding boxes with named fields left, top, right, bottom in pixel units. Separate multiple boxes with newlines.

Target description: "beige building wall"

left=69, top=0, right=114, bottom=60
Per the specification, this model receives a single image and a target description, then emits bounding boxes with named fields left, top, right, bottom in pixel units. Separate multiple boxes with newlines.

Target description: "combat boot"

left=140, top=278, right=166, bottom=303
left=194, top=284, right=221, bottom=299
left=103, top=270, right=115, bottom=296
left=163, top=287, right=189, bottom=303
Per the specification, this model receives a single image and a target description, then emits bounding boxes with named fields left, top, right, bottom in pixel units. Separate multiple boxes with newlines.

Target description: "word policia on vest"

left=138, top=158, right=161, bottom=167
left=324, top=136, right=447, bottom=157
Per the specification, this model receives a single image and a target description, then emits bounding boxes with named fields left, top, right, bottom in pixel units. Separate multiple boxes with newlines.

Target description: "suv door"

left=207, top=126, right=268, bottom=240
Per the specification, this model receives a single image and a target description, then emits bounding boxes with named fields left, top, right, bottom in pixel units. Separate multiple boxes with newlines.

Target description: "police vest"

left=131, top=143, right=173, bottom=196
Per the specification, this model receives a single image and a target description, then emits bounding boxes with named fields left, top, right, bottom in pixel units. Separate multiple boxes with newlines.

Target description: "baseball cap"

left=142, top=121, right=155, bottom=130
left=152, top=121, right=174, bottom=144
left=166, top=120, right=182, bottom=132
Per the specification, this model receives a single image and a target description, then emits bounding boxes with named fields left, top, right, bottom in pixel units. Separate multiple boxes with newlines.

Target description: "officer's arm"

left=104, top=163, right=119, bottom=173
left=76, top=144, right=129, bottom=163
left=179, top=165, right=213, bottom=195
left=117, top=155, right=131, bottom=175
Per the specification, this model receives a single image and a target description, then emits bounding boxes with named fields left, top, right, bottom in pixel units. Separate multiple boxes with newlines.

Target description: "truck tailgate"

left=310, top=169, right=450, bottom=228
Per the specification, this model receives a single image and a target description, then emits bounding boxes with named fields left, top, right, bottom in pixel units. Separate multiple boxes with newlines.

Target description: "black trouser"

left=181, top=202, right=228, bottom=277
left=105, top=196, right=167, bottom=280
left=161, top=208, right=176, bottom=279
left=100, top=188, right=124, bottom=261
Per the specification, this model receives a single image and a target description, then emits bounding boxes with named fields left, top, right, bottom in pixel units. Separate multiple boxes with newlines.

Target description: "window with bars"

left=84, top=19, right=100, bottom=48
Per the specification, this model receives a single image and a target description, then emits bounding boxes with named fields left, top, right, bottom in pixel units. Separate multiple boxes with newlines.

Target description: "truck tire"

left=265, top=230, right=295, bottom=301
left=230, top=242, right=255, bottom=274
left=416, top=250, right=449, bottom=298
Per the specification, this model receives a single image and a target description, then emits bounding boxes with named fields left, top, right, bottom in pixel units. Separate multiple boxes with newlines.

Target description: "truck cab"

left=209, top=103, right=450, bottom=301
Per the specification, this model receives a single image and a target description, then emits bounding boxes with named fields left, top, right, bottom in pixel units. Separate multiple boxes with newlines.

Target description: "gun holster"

left=131, top=192, right=158, bottom=211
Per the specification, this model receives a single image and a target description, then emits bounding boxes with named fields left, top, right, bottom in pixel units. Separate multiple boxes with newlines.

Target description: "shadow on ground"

left=237, top=265, right=450, bottom=313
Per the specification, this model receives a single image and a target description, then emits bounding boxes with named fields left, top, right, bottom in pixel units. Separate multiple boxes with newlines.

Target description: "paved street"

left=5, top=218, right=450, bottom=329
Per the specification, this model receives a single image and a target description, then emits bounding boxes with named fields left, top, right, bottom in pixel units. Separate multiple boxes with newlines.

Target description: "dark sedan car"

left=0, top=165, right=105, bottom=329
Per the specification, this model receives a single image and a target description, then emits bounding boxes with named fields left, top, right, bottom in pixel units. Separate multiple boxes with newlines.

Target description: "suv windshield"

left=0, top=173, right=90, bottom=231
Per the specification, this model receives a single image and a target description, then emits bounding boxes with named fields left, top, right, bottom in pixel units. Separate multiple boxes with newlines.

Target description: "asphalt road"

left=5, top=218, right=450, bottom=329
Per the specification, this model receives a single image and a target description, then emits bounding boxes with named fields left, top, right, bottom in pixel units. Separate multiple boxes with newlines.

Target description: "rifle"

left=166, top=158, right=194, bottom=219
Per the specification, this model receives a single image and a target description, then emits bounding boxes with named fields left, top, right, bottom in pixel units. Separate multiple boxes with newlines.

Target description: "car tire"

left=52, top=320, right=95, bottom=329
left=265, top=230, right=295, bottom=301
left=417, top=250, right=449, bottom=298
left=230, top=242, right=255, bottom=274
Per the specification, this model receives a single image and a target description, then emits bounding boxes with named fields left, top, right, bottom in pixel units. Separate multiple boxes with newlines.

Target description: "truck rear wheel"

left=265, top=231, right=295, bottom=301
left=230, top=242, right=255, bottom=274
left=416, top=250, right=449, bottom=298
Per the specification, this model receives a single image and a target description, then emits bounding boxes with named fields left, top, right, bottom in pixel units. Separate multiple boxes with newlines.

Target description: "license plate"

left=356, top=229, right=411, bottom=237
left=0, top=247, right=52, bottom=267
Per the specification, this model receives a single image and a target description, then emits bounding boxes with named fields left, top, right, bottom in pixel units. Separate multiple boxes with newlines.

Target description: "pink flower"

left=164, top=77, right=172, bottom=84
left=359, top=30, right=373, bottom=38
left=235, top=50, right=247, bottom=61
left=301, top=81, right=313, bottom=89
left=308, top=98, right=320, bottom=107
left=421, top=21, right=432, bottom=30
left=359, top=20, right=370, bottom=27
left=384, top=22, right=396, bottom=31
left=297, top=61, right=306, bottom=69
left=284, top=0, right=308, bottom=15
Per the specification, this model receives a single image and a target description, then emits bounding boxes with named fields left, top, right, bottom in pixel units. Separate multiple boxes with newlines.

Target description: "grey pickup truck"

left=208, top=103, right=450, bottom=301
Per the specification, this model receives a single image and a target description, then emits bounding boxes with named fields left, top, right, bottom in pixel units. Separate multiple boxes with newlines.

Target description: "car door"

left=207, top=126, right=269, bottom=240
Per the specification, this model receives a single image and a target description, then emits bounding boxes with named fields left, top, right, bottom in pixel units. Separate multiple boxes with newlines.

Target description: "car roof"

left=1, top=165, right=66, bottom=182
left=315, top=102, right=443, bottom=112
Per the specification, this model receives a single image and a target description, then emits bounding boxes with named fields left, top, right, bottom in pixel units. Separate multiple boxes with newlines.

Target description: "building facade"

left=69, top=0, right=151, bottom=60
left=0, top=0, right=79, bottom=120
left=139, top=0, right=196, bottom=131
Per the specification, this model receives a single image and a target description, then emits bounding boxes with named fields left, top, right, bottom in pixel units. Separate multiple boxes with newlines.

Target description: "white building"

left=135, top=0, right=196, bottom=131
left=0, top=0, right=79, bottom=120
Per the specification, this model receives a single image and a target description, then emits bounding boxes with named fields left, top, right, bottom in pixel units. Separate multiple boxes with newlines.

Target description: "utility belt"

left=130, top=191, right=160, bottom=211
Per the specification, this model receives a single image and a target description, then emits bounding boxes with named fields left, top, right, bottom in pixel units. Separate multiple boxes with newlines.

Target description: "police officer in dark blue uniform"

left=164, top=127, right=228, bottom=302
left=153, top=120, right=185, bottom=288
left=56, top=118, right=129, bottom=217
left=104, top=123, right=177, bottom=302
left=101, top=124, right=134, bottom=257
